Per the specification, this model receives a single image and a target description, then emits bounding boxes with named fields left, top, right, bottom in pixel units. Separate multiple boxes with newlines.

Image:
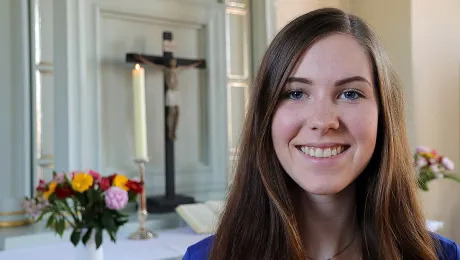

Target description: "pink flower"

left=53, top=173, right=67, bottom=184
left=416, top=146, right=431, bottom=153
left=104, top=187, right=128, bottom=210
left=441, top=157, right=455, bottom=171
left=53, top=174, right=65, bottom=184
left=416, top=158, right=428, bottom=168
left=22, top=197, right=49, bottom=218
left=53, top=172, right=75, bottom=184
left=69, top=171, right=77, bottom=179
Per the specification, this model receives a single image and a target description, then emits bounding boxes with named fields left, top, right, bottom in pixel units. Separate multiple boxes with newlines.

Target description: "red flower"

left=36, top=180, right=47, bottom=192
left=99, top=177, right=111, bottom=191
left=88, top=169, right=101, bottom=181
left=55, top=184, right=74, bottom=199
left=69, top=171, right=77, bottom=179
left=125, top=180, right=143, bottom=194
left=107, top=174, right=117, bottom=184
left=437, top=156, right=443, bottom=163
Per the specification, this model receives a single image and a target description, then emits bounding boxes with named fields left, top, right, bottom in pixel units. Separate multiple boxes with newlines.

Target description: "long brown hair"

left=210, top=8, right=438, bottom=260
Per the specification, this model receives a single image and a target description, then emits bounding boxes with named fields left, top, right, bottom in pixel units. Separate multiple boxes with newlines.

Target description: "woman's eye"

left=339, top=90, right=363, bottom=101
left=287, top=90, right=305, bottom=100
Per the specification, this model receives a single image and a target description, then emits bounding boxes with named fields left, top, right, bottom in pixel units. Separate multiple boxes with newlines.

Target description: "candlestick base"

left=128, top=209, right=156, bottom=240
left=129, top=229, right=156, bottom=240
left=146, top=195, right=195, bottom=213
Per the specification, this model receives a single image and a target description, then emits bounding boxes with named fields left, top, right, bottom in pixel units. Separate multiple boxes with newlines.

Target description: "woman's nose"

left=306, top=100, right=339, bottom=134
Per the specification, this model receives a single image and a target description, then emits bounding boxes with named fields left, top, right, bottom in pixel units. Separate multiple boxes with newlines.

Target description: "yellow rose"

left=71, top=172, right=94, bottom=193
left=43, top=181, right=57, bottom=199
left=420, top=152, right=436, bottom=159
left=113, top=174, right=129, bottom=191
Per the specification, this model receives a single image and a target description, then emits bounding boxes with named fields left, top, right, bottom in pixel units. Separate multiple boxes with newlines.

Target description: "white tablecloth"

left=0, top=221, right=443, bottom=260
left=0, top=227, right=209, bottom=260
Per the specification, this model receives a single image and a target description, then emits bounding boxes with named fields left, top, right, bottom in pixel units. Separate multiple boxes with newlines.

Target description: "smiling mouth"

left=296, top=145, right=350, bottom=158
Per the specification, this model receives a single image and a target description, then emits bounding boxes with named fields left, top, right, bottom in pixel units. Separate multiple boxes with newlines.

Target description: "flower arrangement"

left=414, top=146, right=460, bottom=191
left=22, top=170, right=143, bottom=249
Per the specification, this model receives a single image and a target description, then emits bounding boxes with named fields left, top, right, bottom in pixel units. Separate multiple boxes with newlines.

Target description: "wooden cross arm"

left=177, top=59, right=206, bottom=69
left=126, top=53, right=165, bottom=66
left=126, top=53, right=206, bottom=69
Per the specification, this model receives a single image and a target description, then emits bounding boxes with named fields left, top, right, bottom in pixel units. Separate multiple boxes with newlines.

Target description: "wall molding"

left=52, top=0, right=228, bottom=195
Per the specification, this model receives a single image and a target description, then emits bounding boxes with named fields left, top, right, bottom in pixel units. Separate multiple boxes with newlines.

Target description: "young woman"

left=183, top=7, right=460, bottom=260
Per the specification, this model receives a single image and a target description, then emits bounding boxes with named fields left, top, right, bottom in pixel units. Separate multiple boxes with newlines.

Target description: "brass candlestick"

left=129, top=158, right=156, bottom=240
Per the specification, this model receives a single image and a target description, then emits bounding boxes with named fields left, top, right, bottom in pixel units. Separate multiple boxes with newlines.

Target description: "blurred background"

left=0, top=0, right=459, bottom=254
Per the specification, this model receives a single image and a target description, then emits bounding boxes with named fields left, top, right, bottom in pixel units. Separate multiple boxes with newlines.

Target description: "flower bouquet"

left=414, top=146, right=460, bottom=191
left=22, top=170, right=143, bottom=251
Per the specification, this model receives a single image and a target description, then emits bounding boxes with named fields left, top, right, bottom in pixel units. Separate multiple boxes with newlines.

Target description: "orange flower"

left=71, top=172, right=94, bottom=193
left=419, top=152, right=436, bottom=159
left=43, top=181, right=57, bottom=199
left=113, top=174, right=129, bottom=191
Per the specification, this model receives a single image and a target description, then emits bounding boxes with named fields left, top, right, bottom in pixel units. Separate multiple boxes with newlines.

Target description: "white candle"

left=132, top=64, right=148, bottom=160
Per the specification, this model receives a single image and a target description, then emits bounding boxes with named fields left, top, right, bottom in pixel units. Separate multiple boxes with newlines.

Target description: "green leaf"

left=35, top=210, right=49, bottom=223
left=46, top=214, right=55, bottom=228
left=128, top=191, right=137, bottom=202
left=64, top=172, right=71, bottom=184
left=87, top=190, right=94, bottom=203
left=114, top=215, right=128, bottom=226
left=72, top=198, right=80, bottom=218
left=70, top=229, right=81, bottom=247
left=108, top=230, right=116, bottom=243
left=77, top=192, right=88, bottom=206
left=48, top=193, right=57, bottom=201
left=443, top=173, right=460, bottom=183
left=82, top=228, right=93, bottom=245
left=93, top=189, right=103, bottom=201
left=95, top=228, right=103, bottom=249
left=419, top=181, right=429, bottom=191
left=102, top=211, right=116, bottom=230
left=56, top=218, right=66, bottom=237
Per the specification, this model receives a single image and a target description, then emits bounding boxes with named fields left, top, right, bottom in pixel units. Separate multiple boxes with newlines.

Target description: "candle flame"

left=135, top=64, right=140, bottom=70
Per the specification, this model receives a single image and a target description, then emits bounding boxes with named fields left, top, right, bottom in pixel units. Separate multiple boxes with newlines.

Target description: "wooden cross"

left=126, top=31, right=206, bottom=213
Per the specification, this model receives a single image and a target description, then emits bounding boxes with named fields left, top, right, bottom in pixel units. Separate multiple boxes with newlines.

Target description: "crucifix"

left=126, top=31, right=206, bottom=213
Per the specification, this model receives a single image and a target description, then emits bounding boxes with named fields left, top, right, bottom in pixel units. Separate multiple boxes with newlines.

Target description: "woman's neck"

left=300, top=184, right=361, bottom=260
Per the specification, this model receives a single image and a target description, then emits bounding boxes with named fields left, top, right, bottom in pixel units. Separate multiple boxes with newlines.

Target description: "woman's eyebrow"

left=286, top=76, right=371, bottom=87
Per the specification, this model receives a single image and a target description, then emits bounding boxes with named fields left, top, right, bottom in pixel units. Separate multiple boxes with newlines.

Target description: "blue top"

left=182, top=233, right=460, bottom=260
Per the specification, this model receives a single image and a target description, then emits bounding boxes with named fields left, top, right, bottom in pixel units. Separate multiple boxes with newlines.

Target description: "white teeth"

left=314, top=149, right=323, bottom=158
left=323, top=148, right=331, bottom=157
left=299, top=145, right=347, bottom=158
left=332, top=148, right=337, bottom=156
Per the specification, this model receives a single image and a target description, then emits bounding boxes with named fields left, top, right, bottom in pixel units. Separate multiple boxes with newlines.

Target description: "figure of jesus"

left=135, top=55, right=203, bottom=140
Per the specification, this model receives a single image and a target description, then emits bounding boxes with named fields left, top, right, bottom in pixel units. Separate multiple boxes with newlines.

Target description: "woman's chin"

left=299, top=181, right=351, bottom=196
left=305, top=187, right=343, bottom=196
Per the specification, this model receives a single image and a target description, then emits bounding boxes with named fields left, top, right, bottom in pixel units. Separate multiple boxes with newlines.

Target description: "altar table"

left=0, top=227, right=209, bottom=260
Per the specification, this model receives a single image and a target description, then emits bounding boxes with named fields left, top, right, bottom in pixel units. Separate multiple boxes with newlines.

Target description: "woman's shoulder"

left=181, top=233, right=460, bottom=259
left=182, top=235, right=215, bottom=260
left=432, top=232, right=460, bottom=259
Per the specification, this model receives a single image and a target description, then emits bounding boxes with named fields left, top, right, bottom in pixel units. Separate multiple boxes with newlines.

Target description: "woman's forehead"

left=290, top=34, right=373, bottom=84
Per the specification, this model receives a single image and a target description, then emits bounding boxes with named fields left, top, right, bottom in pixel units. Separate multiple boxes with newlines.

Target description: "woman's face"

left=271, top=33, right=379, bottom=195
